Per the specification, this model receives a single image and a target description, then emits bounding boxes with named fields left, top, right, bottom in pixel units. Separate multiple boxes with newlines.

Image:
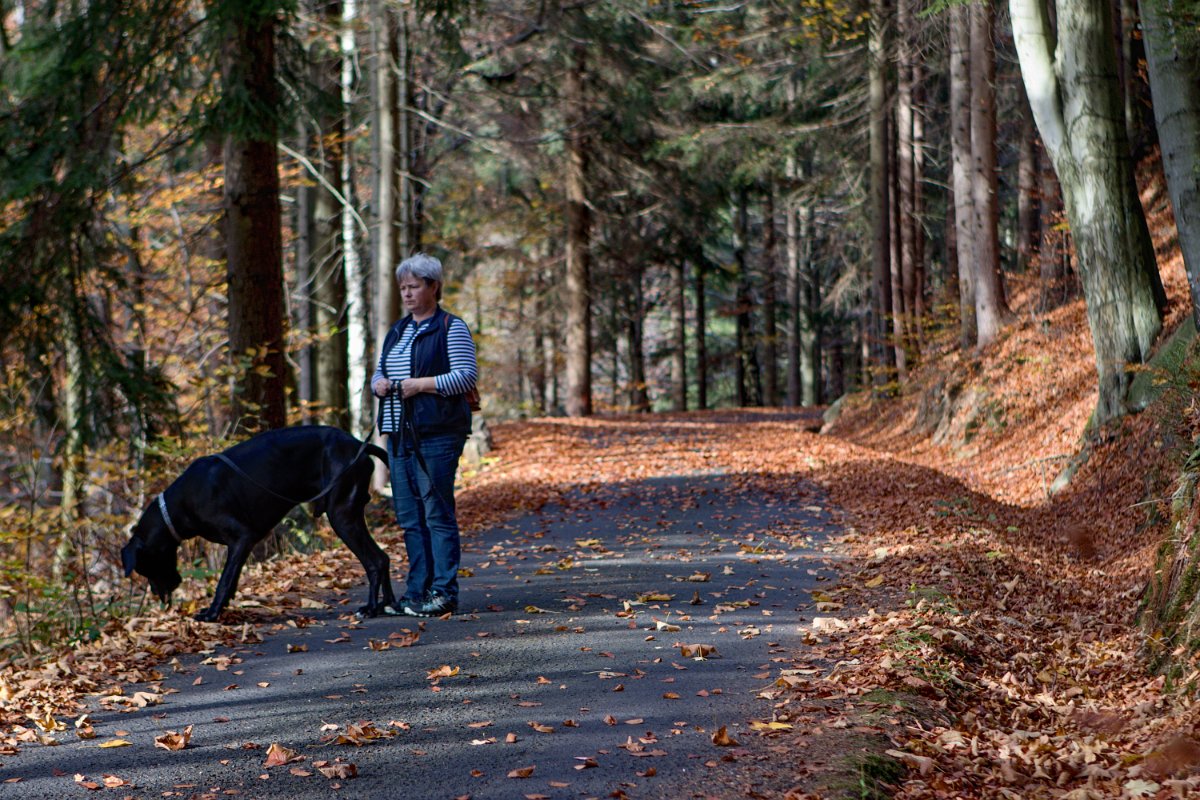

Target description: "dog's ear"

left=121, top=538, right=141, bottom=577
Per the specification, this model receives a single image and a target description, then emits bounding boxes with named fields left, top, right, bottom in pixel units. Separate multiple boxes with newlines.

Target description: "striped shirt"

left=373, top=313, right=478, bottom=433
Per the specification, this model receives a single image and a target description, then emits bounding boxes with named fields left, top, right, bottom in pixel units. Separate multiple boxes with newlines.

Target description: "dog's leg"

left=197, top=535, right=256, bottom=622
left=330, top=513, right=395, bottom=617
left=327, top=482, right=396, bottom=618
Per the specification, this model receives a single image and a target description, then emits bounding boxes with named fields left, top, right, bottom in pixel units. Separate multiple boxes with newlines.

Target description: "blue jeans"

left=388, top=432, right=465, bottom=602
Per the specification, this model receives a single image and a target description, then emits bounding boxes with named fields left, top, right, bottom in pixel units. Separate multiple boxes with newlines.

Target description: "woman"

left=371, top=253, right=478, bottom=617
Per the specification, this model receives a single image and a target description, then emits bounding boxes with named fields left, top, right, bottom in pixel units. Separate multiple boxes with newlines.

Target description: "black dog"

left=122, top=425, right=396, bottom=622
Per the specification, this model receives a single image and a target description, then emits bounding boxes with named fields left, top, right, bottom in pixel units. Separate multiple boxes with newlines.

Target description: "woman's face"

left=399, top=275, right=438, bottom=316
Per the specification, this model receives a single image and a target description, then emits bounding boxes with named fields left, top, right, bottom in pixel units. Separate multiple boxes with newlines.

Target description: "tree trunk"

left=950, top=3, right=977, bottom=349
left=694, top=257, right=708, bottom=411
left=222, top=4, right=287, bottom=432
left=397, top=4, right=417, bottom=260
left=609, top=293, right=620, bottom=409
left=869, top=0, right=894, bottom=386
left=1038, top=152, right=1067, bottom=310
left=970, top=0, right=1007, bottom=348
left=889, top=107, right=905, bottom=382
left=763, top=189, right=779, bottom=406
left=1016, top=80, right=1041, bottom=275
left=1011, top=0, right=1165, bottom=423
left=531, top=262, right=548, bottom=414
left=671, top=259, right=687, bottom=411
left=627, top=269, right=648, bottom=412
left=564, top=41, right=592, bottom=417
left=785, top=188, right=801, bottom=407
left=310, top=0, right=349, bottom=428
left=896, top=0, right=916, bottom=376
left=785, top=77, right=803, bottom=407
left=56, top=291, right=86, bottom=574
left=295, top=117, right=315, bottom=415
left=734, top=188, right=761, bottom=406
left=343, top=0, right=372, bottom=435
left=1141, top=0, right=1200, bottom=329
left=829, top=334, right=845, bottom=400
left=1117, top=0, right=1150, bottom=156
left=911, top=50, right=927, bottom=357
left=800, top=201, right=821, bottom=406
left=371, top=1, right=399, bottom=381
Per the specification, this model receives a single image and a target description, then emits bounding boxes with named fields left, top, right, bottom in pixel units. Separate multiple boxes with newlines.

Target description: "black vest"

left=378, top=307, right=471, bottom=439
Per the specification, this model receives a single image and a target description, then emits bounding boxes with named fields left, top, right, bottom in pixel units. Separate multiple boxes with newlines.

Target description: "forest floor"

left=4, top=363, right=1200, bottom=798
left=5, top=193, right=1200, bottom=798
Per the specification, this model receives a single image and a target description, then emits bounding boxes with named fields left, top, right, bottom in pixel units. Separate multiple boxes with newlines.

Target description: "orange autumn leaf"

left=711, top=726, right=739, bottom=747
left=263, top=742, right=303, bottom=767
left=154, top=724, right=193, bottom=751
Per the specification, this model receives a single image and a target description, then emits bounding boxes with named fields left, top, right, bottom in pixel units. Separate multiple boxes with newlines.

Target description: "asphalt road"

left=3, top=472, right=843, bottom=800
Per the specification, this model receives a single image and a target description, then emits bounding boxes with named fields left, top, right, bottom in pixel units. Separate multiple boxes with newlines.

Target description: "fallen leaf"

left=264, top=742, right=304, bottom=767
left=74, top=774, right=101, bottom=790
left=750, top=720, right=793, bottom=732
left=507, top=766, right=535, bottom=778
left=315, top=760, right=358, bottom=779
left=154, top=725, right=194, bottom=751
left=678, top=643, right=719, bottom=659
left=712, top=726, right=739, bottom=746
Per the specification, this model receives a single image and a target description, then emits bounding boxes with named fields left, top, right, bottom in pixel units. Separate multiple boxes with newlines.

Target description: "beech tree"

left=1140, top=0, right=1200, bottom=328
left=1010, top=0, right=1165, bottom=423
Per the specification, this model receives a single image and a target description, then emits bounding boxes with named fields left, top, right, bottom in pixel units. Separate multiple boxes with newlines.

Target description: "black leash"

left=212, top=432, right=373, bottom=508
left=397, top=394, right=455, bottom=513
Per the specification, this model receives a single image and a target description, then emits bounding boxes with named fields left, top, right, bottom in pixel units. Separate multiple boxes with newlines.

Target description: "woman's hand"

left=400, top=377, right=436, bottom=398
left=372, top=378, right=394, bottom=398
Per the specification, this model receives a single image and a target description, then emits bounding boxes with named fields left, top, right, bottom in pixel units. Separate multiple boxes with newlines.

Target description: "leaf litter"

left=2, top=246, right=1197, bottom=799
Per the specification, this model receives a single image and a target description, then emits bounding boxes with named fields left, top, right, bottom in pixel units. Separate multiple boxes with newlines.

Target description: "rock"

left=462, top=415, right=493, bottom=466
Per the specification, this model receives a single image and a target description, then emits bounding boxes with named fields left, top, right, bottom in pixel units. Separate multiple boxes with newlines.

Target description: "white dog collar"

left=157, top=493, right=183, bottom=544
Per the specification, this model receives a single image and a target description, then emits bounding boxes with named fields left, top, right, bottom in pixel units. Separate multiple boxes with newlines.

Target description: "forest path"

left=4, top=433, right=846, bottom=800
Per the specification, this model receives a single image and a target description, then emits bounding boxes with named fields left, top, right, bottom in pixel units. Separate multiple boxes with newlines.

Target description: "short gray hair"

left=395, top=253, right=443, bottom=286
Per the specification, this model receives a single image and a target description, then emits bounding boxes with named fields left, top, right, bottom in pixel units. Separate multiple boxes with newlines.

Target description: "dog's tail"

left=366, top=443, right=388, bottom=463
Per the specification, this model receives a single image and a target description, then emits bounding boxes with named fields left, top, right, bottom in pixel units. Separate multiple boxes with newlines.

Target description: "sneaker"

left=417, top=593, right=457, bottom=617
left=397, top=596, right=426, bottom=617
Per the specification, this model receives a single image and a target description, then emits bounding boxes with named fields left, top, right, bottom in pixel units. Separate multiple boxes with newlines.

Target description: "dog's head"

left=122, top=502, right=182, bottom=605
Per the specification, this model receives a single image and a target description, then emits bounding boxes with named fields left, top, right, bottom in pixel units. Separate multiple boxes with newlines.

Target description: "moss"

left=1140, top=468, right=1200, bottom=675
left=1130, top=316, right=1197, bottom=411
